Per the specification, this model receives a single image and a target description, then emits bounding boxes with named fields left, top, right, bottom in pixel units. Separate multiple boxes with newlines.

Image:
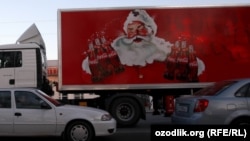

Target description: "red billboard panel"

left=59, top=6, right=250, bottom=85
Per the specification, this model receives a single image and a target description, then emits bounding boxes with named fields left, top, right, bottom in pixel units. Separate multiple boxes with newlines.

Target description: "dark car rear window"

left=194, top=80, right=236, bottom=96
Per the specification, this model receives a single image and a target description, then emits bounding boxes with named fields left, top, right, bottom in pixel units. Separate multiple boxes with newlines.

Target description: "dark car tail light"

left=194, top=99, right=209, bottom=112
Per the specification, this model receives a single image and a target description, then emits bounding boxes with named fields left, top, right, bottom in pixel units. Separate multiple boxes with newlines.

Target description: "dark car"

left=171, top=78, right=250, bottom=125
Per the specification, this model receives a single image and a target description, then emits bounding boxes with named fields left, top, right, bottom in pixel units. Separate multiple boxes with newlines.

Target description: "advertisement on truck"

left=59, top=6, right=250, bottom=88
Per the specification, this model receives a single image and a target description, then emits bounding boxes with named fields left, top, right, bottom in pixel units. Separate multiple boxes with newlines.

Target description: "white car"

left=0, top=88, right=116, bottom=141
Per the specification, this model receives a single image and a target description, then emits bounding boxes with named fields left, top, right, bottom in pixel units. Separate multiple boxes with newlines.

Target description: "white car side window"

left=0, top=91, right=11, bottom=108
left=15, top=91, right=45, bottom=109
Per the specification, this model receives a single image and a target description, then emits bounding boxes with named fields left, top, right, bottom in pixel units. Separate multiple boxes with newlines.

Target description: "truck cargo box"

left=58, top=5, right=250, bottom=91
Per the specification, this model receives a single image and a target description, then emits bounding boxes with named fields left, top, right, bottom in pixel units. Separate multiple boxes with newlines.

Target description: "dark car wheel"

left=231, top=117, right=250, bottom=125
left=65, top=121, right=94, bottom=141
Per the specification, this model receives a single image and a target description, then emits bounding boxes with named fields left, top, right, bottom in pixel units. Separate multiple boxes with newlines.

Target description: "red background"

left=60, top=6, right=250, bottom=85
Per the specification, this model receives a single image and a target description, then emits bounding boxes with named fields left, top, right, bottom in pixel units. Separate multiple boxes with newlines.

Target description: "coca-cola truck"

left=57, top=5, right=250, bottom=126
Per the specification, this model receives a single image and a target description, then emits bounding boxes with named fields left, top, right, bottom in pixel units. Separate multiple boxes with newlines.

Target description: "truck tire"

left=110, top=97, right=141, bottom=127
left=65, top=121, right=94, bottom=141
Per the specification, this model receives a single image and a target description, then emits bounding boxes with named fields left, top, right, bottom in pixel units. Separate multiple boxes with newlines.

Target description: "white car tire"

left=65, top=121, right=94, bottom=141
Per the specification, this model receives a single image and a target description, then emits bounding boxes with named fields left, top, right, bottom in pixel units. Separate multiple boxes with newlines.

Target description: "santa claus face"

left=110, top=9, right=173, bottom=67
left=126, top=21, right=149, bottom=39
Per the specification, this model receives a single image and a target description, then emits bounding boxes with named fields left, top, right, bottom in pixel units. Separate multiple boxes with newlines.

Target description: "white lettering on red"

left=97, top=54, right=108, bottom=60
left=167, top=57, right=176, bottom=62
left=89, top=59, right=98, bottom=64
left=177, top=58, right=188, bottom=63
left=189, top=61, right=198, bottom=67
left=108, top=51, right=117, bottom=57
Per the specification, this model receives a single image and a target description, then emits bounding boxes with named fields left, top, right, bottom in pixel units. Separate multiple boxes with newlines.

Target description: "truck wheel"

left=110, top=97, right=141, bottom=127
left=65, top=121, right=94, bottom=141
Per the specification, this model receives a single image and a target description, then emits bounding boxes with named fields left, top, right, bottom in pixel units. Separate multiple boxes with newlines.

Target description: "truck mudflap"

left=105, top=94, right=146, bottom=127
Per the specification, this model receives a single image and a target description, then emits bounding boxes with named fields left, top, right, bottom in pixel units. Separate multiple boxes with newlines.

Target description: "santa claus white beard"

left=111, top=35, right=172, bottom=66
left=82, top=57, right=91, bottom=74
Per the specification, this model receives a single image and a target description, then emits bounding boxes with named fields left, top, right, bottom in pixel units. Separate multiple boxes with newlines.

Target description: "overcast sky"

left=0, top=0, right=249, bottom=60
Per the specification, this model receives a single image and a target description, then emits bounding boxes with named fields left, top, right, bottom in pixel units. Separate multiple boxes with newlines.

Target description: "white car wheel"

left=66, top=121, right=94, bottom=141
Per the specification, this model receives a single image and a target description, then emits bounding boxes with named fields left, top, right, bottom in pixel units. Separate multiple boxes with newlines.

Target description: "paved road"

left=0, top=112, right=171, bottom=141
left=95, top=112, right=171, bottom=141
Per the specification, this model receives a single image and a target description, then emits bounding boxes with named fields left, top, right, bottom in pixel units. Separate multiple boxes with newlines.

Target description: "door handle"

left=9, top=79, right=15, bottom=85
left=14, top=112, right=22, bottom=116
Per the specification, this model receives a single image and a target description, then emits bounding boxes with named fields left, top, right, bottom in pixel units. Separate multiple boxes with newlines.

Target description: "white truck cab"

left=0, top=24, right=53, bottom=95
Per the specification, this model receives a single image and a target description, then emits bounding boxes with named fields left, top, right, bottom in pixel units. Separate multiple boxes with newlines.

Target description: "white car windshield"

left=36, top=90, right=63, bottom=106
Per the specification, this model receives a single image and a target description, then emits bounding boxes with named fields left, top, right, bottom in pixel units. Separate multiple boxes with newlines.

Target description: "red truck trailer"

left=57, top=5, right=250, bottom=126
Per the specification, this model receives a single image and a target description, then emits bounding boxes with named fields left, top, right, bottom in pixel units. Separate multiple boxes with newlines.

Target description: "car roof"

left=214, top=78, right=250, bottom=83
left=228, top=78, right=250, bottom=83
left=0, top=87, right=38, bottom=91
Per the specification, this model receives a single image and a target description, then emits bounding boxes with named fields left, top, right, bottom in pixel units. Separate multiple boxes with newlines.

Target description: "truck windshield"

left=194, top=80, right=236, bottom=96
left=36, top=90, right=63, bottom=106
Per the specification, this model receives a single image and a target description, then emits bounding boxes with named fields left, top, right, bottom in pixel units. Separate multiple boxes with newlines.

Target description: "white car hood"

left=57, top=104, right=108, bottom=114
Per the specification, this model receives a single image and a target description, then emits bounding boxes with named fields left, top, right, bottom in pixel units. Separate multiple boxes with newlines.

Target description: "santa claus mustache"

left=122, top=35, right=151, bottom=44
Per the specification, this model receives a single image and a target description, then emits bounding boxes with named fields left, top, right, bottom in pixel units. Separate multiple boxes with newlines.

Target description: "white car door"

left=13, top=91, right=57, bottom=135
left=0, top=91, right=13, bottom=135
